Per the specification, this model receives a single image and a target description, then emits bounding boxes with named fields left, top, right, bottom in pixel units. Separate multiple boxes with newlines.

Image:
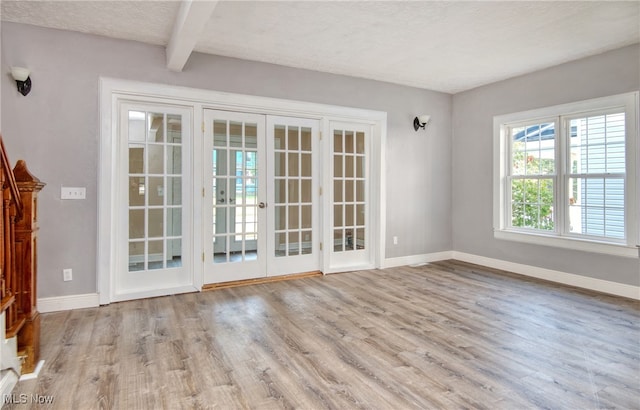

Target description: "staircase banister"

left=0, top=137, right=23, bottom=220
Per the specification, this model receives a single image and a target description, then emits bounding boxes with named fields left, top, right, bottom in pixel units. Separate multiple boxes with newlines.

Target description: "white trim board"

left=382, top=251, right=454, bottom=269
left=19, top=360, right=44, bottom=381
left=37, top=293, right=100, bottom=313
left=452, top=251, right=640, bottom=300
left=36, top=252, right=638, bottom=313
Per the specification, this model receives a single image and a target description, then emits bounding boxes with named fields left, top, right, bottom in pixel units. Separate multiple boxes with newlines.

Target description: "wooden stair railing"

left=0, top=135, right=45, bottom=374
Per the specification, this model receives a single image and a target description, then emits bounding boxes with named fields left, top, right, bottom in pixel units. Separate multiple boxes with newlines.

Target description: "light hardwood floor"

left=5, top=260, right=640, bottom=409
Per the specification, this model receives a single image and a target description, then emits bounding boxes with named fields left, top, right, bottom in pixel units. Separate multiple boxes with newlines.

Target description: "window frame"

left=505, top=117, right=559, bottom=234
left=493, top=92, right=639, bottom=258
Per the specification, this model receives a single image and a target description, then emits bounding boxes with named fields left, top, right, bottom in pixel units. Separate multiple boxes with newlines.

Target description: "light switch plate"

left=61, top=187, right=86, bottom=200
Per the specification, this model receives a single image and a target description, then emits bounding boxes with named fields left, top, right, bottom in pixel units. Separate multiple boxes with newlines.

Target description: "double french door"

left=112, top=100, right=373, bottom=301
left=203, top=110, right=321, bottom=283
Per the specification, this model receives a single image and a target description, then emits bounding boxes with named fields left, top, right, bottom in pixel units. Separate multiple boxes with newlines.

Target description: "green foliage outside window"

left=511, top=146, right=555, bottom=230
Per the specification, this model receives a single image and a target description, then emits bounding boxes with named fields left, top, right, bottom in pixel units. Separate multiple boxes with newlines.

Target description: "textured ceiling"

left=2, top=1, right=639, bottom=94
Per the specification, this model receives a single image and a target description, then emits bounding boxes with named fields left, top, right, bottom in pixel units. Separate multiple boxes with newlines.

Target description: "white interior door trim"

left=99, top=77, right=387, bottom=304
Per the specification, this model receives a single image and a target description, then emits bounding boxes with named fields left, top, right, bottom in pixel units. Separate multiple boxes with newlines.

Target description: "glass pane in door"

left=212, top=120, right=259, bottom=263
left=273, top=125, right=313, bottom=257
left=333, top=129, right=366, bottom=252
left=127, top=110, right=183, bottom=271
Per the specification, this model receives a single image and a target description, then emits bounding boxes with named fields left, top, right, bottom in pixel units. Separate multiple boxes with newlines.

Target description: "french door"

left=203, top=110, right=321, bottom=284
left=115, top=103, right=194, bottom=301
left=328, top=122, right=372, bottom=271
left=203, top=111, right=266, bottom=282
left=267, top=116, right=321, bottom=276
left=101, top=80, right=384, bottom=304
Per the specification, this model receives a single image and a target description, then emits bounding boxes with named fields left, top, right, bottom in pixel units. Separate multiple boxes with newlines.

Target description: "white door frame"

left=99, top=77, right=387, bottom=305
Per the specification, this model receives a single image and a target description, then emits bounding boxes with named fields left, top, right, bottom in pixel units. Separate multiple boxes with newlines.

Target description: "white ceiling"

left=2, top=1, right=639, bottom=94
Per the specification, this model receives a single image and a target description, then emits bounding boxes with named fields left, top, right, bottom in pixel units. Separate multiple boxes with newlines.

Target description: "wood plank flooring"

left=4, top=260, right=639, bottom=409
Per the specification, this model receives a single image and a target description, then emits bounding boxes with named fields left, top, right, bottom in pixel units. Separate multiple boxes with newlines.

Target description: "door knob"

left=259, top=202, right=266, bottom=209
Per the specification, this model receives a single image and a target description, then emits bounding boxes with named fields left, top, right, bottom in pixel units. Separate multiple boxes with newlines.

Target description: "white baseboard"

left=452, top=251, right=640, bottom=300
left=382, top=251, right=454, bottom=269
left=19, top=360, right=44, bottom=381
left=34, top=251, right=638, bottom=313
left=37, top=293, right=100, bottom=313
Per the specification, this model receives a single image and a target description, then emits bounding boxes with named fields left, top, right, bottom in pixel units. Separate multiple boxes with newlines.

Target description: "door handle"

left=259, top=202, right=266, bottom=209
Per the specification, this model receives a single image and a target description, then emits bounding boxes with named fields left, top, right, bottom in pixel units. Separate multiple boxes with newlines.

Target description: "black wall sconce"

left=413, top=115, right=431, bottom=131
left=11, top=67, right=31, bottom=96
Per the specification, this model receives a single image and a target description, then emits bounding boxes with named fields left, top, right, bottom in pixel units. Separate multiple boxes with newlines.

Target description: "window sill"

left=494, top=229, right=639, bottom=258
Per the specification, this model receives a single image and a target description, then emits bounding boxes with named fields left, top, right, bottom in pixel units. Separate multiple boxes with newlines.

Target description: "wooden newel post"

left=13, top=160, right=45, bottom=374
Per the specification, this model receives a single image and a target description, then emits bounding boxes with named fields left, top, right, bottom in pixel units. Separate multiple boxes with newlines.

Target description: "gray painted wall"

left=452, top=44, right=640, bottom=287
left=1, top=22, right=452, bottom=298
